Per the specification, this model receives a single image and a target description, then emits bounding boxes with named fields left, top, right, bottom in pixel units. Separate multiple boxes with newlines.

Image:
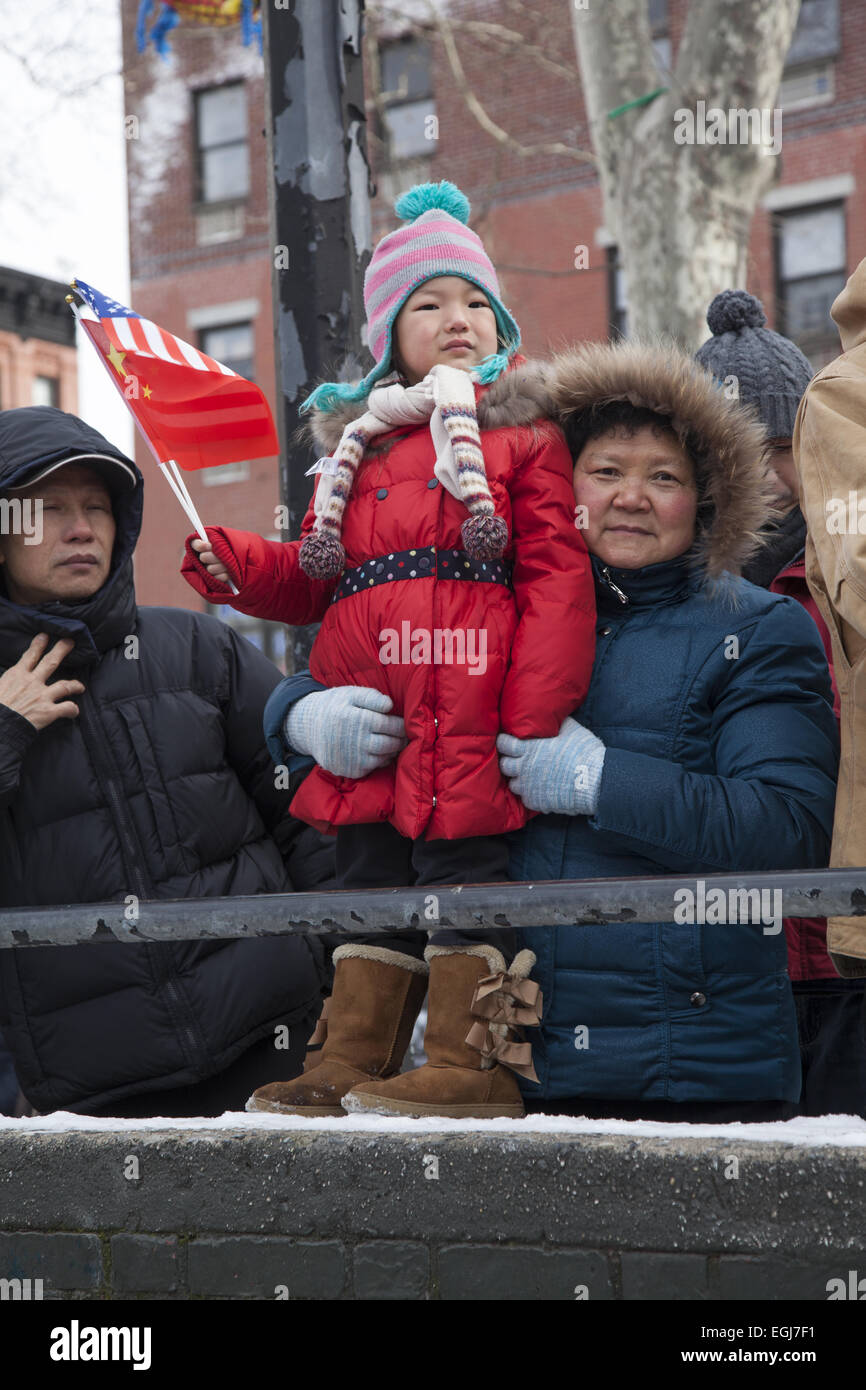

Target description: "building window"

left=379, top=38, right=437, bottom=162
left=648, top=0, right=671, bottom=73
left=784, top=0, right=839, bottom=67
left=779, top=59, right=834, bottom=111
left=201, top=460, right=250, bottom=486
left=195, top=202, right=245, bottom=247
left=195, top=83, right=249, bottom=204
left=780, top=0, right=838, bottom=111
left=32, top=375, right=59, bottom=407
left=607, top=247, right=629, bottom=339
left=198, top=321, right=256, bottom=484
left=776, top=202, right=846, bottom=363
left=214, top=605, right=288, bottom=673
left=198, top=319, right=257, bottom=483
left=200, top=321, right=254, bottom=379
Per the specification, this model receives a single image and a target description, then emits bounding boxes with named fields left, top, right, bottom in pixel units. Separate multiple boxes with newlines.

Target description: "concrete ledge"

left=1, top=1119, right=865, bottom=1299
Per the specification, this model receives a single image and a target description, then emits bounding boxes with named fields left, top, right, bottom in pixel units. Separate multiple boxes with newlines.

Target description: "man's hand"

left=190, top=536, right=232, bottom=586
left=0, top=634, right=85, bottom=730
left=285, top=686, right=407, bottom=779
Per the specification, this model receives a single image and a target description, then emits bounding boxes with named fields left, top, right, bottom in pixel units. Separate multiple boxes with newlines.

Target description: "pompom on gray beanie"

left=694, top=290, right=813, bottom=439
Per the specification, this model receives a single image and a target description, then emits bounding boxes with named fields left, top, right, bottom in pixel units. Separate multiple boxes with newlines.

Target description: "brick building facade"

left=119, top=0, right=865, bottom=663
left=0, top=267, right=77, bottom=415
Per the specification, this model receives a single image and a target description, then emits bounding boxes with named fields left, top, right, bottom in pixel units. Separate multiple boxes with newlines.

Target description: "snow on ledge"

left=1, top=1111, right=866, bottom=1147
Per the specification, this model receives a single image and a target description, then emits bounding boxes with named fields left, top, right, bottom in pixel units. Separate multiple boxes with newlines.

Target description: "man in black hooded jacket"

left=0, top=406, right=334, bottom=1116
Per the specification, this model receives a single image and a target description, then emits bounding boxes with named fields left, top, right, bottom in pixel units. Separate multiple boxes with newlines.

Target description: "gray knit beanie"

left=695, top=290, right=813, bottom=439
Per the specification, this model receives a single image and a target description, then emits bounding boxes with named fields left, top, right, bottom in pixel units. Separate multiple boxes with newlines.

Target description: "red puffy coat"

left=183, top=362, right=596, bottom=840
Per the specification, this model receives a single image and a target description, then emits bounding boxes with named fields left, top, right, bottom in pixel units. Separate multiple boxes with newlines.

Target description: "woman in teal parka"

left=497, top=340, right=839, bottom=1119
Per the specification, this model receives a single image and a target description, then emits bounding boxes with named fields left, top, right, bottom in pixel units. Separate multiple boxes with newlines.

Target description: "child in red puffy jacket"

left=181, top=182, right=595, bottom=1120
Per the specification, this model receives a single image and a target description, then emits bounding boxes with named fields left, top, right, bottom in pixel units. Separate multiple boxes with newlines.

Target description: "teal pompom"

left=473, top=351, right=511, bottom=385
left=394, top=180, right=471, bottom=225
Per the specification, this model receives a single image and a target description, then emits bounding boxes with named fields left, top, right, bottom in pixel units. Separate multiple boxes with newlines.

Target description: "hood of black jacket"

left=0, top=407, right=143, bottom=672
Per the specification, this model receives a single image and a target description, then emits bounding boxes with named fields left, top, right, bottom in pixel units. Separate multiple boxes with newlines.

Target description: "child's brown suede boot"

left=342, top=946, right=541, bottom=1118
left=246, top=944, right=428, bottom=1116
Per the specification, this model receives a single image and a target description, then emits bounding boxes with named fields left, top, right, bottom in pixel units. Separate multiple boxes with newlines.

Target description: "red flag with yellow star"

left=69, top=279, right=278, bottom=470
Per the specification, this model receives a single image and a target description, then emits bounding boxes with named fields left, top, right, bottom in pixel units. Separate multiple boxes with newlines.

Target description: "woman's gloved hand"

left=497, top=717, right=606, bottom=816
left=284, top=686, right=407, bottom=779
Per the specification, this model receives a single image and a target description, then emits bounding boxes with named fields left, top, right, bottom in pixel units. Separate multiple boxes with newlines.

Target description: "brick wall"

left=1, top=1127, right=864, bottom=1299
left=0, top=332, right=77, bottom=414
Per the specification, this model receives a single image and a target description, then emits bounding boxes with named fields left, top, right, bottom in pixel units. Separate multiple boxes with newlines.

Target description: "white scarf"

left=309, top=363, right=478, bottom=518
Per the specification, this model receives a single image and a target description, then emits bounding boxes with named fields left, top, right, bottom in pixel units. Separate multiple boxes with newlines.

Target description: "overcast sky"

left=0, top=0, right=133, bottom=451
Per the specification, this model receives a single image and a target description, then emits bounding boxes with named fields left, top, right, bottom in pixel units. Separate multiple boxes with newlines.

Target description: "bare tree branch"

left=422, top=0, right=595, bottom=165
left=369, top=2, right=577, bottom=82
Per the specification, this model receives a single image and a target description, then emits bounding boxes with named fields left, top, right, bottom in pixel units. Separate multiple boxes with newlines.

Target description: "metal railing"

left=1, top=868, right=865, bottom=949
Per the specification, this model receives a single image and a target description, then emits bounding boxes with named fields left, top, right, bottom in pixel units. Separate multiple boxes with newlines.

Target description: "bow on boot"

left=342, top=945, right=542, bottom=1119
left=465, top=950, right=543, bottom=1083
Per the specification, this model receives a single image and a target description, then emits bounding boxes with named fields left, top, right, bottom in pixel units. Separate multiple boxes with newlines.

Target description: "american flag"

left=71, top=278, right=278, bottom=471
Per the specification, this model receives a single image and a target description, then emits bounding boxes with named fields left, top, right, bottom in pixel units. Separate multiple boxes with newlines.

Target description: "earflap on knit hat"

left=694, top=290, right=813, bottom=439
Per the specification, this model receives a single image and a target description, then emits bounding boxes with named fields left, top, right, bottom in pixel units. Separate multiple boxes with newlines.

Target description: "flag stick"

left=67, top=293, right=238, bottom=596
left=164, top=459, right=240, bottom=598
left=166, top=458, right=202, bottom=527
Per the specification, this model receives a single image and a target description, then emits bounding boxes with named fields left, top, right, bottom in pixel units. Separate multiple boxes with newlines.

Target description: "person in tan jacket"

left=794, top=258, right=866, bottom=978
left=695, top=290, right=866, bottom=1119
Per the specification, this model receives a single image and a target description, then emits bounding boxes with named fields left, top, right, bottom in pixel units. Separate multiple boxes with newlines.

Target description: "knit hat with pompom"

left=301, top=180, right=521, bottom=414
left=694, top=289, right=813, bottom=439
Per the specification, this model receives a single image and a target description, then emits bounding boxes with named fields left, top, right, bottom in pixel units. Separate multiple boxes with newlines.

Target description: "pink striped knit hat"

left=301, top=181, right=521, bottom=414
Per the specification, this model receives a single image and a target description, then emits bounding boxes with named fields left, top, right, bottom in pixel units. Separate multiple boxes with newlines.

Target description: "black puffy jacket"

left=0, top=408, right=335, bottom=1113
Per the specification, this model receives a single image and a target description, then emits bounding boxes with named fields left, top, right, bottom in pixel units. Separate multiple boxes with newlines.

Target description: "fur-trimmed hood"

left=304, top=356, right=559, bottom=456
left=303, top=342, right=772, bottom=579
left=550, top=340, right=772, bottom=580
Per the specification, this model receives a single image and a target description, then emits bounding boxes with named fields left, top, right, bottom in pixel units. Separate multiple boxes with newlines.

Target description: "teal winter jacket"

left=509, top=555, right=838, bottom=1103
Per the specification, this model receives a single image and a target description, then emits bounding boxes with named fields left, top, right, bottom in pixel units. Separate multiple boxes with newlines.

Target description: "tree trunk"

left=571, top=0, right=801, bottom=348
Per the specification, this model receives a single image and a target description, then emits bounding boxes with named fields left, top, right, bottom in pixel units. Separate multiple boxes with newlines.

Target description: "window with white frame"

left=199, top=321, right=255, bottom=485
left=779, top=0, right=838, bottom=111
left=779, top=60, right=834, bottom=111
left=776, top=202, right=846, bottom=365
left=32, top=375, right=59, bottom=408
left=784, top=0, right=839, bottom=67
left=200, top=321, right=254, bottom=380
left=648, top=0, right=671, bottom=74
left=379, top=37, right=437, bottom=162
left=195, top=83, right=249, bottom=204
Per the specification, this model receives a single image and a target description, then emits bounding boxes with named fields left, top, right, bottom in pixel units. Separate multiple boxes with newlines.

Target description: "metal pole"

left=2, top=870, right=865, bottom=949
left=262, top=0, right=372, bottom=672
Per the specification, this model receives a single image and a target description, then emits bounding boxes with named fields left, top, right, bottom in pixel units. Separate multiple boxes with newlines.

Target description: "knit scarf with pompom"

left=298, top=363, right=508, bottom=581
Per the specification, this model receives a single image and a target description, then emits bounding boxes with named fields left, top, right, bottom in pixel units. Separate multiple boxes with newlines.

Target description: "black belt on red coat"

left=330, top=546, right=512, bottom=604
